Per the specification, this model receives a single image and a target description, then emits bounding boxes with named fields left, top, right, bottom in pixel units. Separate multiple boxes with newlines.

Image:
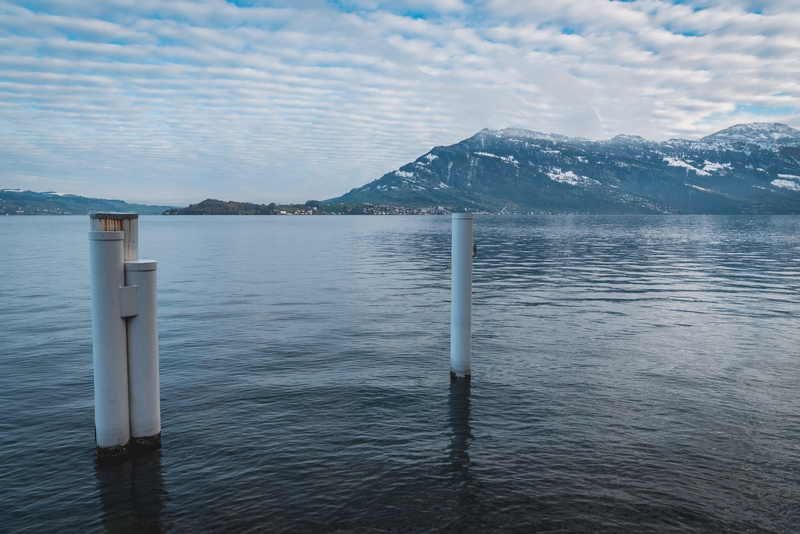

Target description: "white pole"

left=89, top=230, right=130, bottom=458
left=125, top=260, right=161, bottom=452
left=450, top=213, right=473, bottom=379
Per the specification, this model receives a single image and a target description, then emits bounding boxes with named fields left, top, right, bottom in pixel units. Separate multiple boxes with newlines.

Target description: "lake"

left=1, top=214, right=799, bottom=532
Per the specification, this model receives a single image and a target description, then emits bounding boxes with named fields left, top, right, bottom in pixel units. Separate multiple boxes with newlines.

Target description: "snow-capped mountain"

left=328, top=123, right=800, bottom=214
left=695, top=123, right=800, bottom=153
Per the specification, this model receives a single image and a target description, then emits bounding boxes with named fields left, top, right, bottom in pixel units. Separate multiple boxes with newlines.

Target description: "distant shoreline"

left=6, top=189, right=800, bottom=217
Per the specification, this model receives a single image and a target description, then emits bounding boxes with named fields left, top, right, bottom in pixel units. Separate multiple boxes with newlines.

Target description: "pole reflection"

left=447, top=377, right=473, bottom=485
left=445, top=377, right=486, bottom=530
left=94, top=450, right=169, bottom=533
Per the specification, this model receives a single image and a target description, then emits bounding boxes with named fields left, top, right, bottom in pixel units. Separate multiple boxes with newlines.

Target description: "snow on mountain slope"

left=329, top=123, right=800, bottom=214
left=695, top=123, right=800, bottom=152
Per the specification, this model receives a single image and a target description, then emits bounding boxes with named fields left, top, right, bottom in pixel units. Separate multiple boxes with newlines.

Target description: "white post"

left=89, top=212, right=160, bottom=458
left=125, top=260, right=161, bottom=452
left=450, top=213, right=473, bottom=379
left=89, top=230, right=130, bottom=458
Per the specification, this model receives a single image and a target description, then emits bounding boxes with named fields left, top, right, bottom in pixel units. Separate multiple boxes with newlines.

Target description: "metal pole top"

left=452, top=213, right=474, bottom=220
left=90, top=212, right=138, bottom=220
left=90, top=213, right=138, bottom=261
left=125, top=260, right=157, bottom=272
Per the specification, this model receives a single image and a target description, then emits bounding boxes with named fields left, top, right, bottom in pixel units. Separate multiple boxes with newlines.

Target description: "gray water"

left=1, top=215, right=800, bottom=533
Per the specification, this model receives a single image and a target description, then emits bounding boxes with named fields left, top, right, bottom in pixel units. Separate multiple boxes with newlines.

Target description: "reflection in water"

left=447, top=378, right=473, bottom=484
left=446, top=378, right=489, bottom=531
left=94, top=451, right=169, bottom=533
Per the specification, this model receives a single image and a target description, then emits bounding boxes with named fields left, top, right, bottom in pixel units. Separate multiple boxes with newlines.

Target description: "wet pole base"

left=450, top=371, right=471, bottom=381
left=96, top=442, right=130, bottom=462
left=131, top=433, right=162, bottom=454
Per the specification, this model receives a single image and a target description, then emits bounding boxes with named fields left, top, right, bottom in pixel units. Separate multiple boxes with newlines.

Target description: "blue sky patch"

left=734, top=104, right=797, bottom=117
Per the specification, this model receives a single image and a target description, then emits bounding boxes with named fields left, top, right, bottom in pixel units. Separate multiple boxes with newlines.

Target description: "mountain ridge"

left=328, top=122, right=800, bottom=214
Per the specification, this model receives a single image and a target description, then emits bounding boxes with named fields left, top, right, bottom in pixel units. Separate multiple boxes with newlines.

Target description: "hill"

left=164, top=199, right=283, bottom=215
left=327, top=123, right=800, bottom=214
left=1, top=190, right=175, bottom=215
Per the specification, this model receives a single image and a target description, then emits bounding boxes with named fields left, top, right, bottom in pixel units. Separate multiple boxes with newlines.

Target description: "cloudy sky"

left=1, top=0, right=799, bottom=204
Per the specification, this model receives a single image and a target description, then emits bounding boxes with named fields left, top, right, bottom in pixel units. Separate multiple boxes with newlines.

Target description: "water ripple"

left=1, top=215, right=800, bottom=532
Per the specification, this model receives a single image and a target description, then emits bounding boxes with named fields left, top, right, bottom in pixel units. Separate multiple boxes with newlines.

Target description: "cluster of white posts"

left=87, top=212, right=471, bottom=458
left=89, top=213, right=161, bottom=459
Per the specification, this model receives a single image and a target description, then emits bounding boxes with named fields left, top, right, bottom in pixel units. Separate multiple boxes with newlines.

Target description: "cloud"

left=0, top=0, right=798, bottom=203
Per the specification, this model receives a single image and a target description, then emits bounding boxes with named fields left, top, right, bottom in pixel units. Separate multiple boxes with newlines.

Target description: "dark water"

left=2, top=215, right=800, bottom=533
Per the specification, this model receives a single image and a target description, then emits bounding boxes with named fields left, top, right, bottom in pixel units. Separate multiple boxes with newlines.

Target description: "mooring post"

left=125, top=260, right=161, bottom=452
left=89, top=230, right=130, bottom=458
left=450, top=213, right=473, bottom=379
left=89, top=212, right=160, bottom=457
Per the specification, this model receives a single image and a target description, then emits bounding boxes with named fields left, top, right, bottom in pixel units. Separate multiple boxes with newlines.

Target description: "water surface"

left=1, top=215, right=799, bottom=532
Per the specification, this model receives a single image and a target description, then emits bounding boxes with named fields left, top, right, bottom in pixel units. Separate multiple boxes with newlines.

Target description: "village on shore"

left=163, top=199, right=465, bottom=216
